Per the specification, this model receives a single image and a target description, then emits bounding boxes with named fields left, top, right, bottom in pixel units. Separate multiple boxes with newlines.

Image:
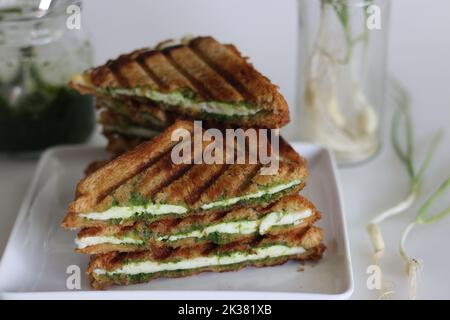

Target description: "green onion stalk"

left=399, top=178, right=450, bottom=299
left=367, top=81, right=443, bottom=299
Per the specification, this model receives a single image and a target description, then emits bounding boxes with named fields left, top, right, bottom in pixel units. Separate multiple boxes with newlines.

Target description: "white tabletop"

left=1, top=0, right=449, bottom=299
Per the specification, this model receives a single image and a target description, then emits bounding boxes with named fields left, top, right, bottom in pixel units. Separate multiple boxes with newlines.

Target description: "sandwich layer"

left=96, top=98, right=280, bottom=158
left=88, top=226, right=324, bottom=289
left=75, top=195, right=320, bottom=254
left=70, top=36, right=289, bottom=128
left=62, top=121, right=307, bottom=229
left=96, top=97, right=174, bottom=130
left=77, top=178, right=301, bottom=222
left=99, top=110, right=162, bottom=139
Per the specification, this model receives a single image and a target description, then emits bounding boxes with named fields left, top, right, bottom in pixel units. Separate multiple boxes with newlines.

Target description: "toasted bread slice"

left=70, top=36, right=289, bottom=128
left=75, top=195, right=320, bottom=254
left=61, top=120, right=307, bottom=229
left=88, top=226, right=324, bottom=289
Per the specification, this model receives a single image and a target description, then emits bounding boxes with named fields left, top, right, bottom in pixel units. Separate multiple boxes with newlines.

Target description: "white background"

left=1, top=0, right=450, bottom=299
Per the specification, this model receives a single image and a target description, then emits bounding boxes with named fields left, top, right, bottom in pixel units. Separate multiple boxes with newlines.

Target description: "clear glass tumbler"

left=297, top=0, right=390, bottom=165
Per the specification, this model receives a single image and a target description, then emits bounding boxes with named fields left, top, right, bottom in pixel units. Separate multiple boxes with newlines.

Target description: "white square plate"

left=0, top=143, right=353, bottom=299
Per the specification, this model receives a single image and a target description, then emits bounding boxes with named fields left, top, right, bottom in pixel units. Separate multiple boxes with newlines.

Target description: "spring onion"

left=399, top=177, right=450, bottom=299
left=367, top=81, right=443, bottom=298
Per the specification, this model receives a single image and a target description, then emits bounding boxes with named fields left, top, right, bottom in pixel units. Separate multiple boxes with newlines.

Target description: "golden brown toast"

left=61, top=120, right=308, bottom=229
left=88, top=226, right=324, bottom=289
left=70, top=36, right=290, bottom=128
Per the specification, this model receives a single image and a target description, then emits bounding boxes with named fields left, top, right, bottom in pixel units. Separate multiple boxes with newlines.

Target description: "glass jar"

left=297, top=0, right=390, bottom=165
left=0, top=0, right=95, bottom=156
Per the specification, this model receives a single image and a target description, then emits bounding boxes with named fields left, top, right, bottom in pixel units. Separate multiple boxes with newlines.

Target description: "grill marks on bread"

left=71, top=37, right=290, bottom=128
left=62, top=120, right=306, bottom=229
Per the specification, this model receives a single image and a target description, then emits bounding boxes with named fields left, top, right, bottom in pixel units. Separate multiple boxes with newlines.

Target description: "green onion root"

left=399, top=222, right=421, bottom=300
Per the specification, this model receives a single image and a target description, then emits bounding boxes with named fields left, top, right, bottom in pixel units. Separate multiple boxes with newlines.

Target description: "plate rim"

left=0, top=143, right=354, bottom=300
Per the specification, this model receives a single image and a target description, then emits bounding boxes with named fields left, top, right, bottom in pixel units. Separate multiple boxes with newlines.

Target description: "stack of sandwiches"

left=63, top=37, right=325, bottom=289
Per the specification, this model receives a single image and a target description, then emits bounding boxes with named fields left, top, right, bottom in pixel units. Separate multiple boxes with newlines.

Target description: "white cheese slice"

left=259, top=209, right=313, bottom=235
left=75, top=236, right=143, bottom=249
left=93, top=244, right=306, bottom=276
left=112, top=88, right=260, bottom=117
left=200, top=179, right=301, bottom=210
left=71, top=75, right=260, bottom=116
left=79, top=204, right=188, bottom=221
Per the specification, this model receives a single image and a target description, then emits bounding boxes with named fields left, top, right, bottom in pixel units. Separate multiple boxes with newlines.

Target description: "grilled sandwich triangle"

left=70, top=36, right=290, bottom=128
left=61, top=120, right=308, bottom=229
